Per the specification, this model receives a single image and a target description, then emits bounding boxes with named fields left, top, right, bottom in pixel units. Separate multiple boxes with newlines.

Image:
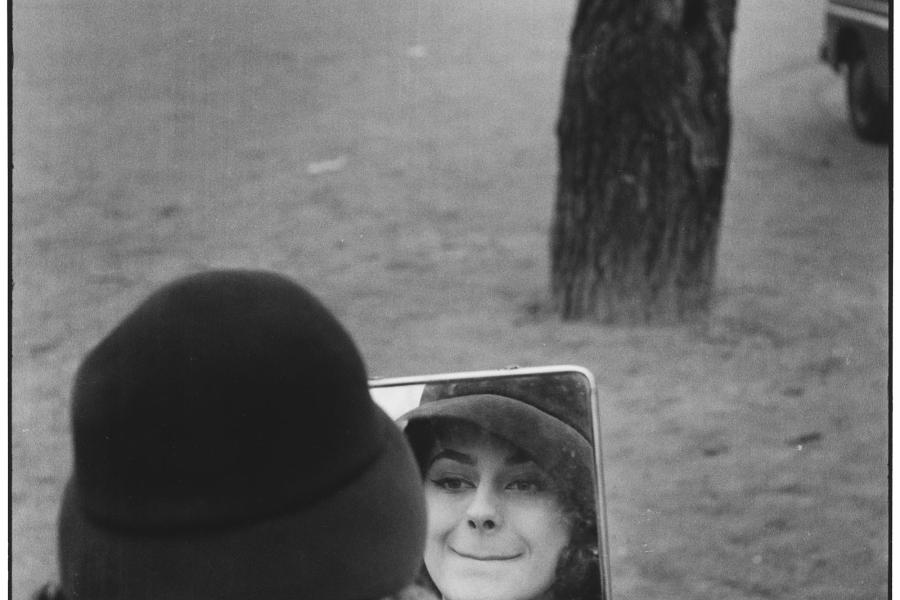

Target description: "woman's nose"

left=465, top=485, right=502, bottom=531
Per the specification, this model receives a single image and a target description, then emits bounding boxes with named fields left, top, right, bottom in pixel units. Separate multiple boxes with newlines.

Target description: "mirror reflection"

left=370, top=367, right=609, bottom=600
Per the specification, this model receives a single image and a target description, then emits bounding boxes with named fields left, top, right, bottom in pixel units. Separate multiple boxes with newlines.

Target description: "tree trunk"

left=551, top=0, right=737, bottom=323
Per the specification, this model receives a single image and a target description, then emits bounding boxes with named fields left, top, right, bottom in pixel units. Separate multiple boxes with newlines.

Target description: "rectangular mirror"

left=370, top=365, right=611, bottom=600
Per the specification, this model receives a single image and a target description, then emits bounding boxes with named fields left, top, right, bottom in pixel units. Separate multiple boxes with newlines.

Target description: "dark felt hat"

left=401, top=373, right=595, bottom=486
left=58, top=270, right=426, bottom=600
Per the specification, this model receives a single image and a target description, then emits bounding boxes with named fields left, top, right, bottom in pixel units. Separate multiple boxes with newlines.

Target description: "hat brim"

left=401, top=394, right=594, bottom=478
left=59, top=407, right=425, bottom=600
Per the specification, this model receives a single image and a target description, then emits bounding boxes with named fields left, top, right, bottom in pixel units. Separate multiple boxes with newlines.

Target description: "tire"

left=846, top=56, right=889, bottom=143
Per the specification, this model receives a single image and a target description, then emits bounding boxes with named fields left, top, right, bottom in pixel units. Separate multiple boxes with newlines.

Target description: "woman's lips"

left=450, top=548, right=523, bottom=561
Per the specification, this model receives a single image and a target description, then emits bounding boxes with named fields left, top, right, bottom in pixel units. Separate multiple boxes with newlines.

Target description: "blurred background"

left=12, top=1, right=888, bottom=598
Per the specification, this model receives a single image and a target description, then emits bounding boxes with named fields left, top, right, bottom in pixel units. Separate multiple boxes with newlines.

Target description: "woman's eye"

left=430, top=477, right=473, bottom=491
left=507, top=479, right=544, bottom=493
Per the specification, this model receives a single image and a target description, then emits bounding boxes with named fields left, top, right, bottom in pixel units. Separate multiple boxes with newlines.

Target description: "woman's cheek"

left=425, top=488, right=464, bottom=532
left=514, top=497, right=572, bottom=542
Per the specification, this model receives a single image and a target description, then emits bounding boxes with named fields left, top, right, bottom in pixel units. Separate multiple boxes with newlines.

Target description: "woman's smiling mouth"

left=450, top=548, right=523, bottom=561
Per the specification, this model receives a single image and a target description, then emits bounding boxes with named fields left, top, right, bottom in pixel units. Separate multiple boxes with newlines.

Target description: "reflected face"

left=423, top=429, right=571, bottom=600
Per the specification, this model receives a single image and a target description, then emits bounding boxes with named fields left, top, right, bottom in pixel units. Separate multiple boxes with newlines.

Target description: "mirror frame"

left=370, top=364, right=612, bottom=600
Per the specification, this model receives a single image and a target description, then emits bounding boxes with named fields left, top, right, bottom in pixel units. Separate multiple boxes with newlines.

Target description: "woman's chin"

left=434, top=571, right=550, bottom=600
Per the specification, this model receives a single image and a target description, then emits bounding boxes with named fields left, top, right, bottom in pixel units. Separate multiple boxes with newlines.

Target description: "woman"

left=29, top=271, right=430, bottom=600
left=403, top=376, right=600, bottom=600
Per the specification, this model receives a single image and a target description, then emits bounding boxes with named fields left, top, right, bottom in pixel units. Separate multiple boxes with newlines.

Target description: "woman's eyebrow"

left=429, top=448, right=475, bottom=466
left=505, top=449, right=537, bottom=466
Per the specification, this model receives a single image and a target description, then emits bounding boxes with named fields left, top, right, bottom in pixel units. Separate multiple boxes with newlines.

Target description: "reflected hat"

left=401, top=374, right=595, bottom=485
left=59, top=270, right=426, bottom=600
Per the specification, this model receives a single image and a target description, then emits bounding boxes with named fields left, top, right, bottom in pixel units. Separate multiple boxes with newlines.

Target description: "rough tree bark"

left=551, top=0, right=737, bottom=323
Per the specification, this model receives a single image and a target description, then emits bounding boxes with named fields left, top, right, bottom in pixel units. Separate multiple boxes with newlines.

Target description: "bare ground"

left=11, top=1, right=888, bottom=599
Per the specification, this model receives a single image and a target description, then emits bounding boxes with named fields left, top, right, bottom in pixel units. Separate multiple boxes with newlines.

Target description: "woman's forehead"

left=429, top=421, right=533, bottom=464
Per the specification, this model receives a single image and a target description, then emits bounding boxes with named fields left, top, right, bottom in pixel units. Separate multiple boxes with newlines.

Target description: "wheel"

left=846, top=56, right=889, bottom=143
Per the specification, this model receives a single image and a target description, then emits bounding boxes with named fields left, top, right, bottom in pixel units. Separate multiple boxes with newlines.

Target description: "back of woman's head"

left=53, top=270, right=428, bottom=600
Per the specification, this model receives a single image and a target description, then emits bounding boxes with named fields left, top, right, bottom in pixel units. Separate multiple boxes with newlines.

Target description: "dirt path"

left=12, top=1, right=888, bottom=598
